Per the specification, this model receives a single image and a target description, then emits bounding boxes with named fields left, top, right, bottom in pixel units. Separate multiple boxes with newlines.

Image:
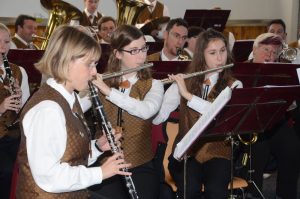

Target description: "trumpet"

left=102, top=62, right=153, bottom=80
left=161, top=63, right=234, bottom=84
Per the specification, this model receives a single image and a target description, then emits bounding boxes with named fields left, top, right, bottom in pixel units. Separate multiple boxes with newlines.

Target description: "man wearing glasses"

left=147, top=18, right=189, bottom=61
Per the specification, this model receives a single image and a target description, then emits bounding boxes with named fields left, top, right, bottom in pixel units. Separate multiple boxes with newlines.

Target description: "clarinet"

left=88, top=82, right=139, bottom=199
left=2, top=53, right=17, bottom=96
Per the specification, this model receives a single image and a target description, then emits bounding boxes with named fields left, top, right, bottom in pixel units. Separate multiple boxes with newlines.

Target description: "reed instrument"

left=88, top=82, right=139, bottom=199
left=102, top=62, right=153, bottom=80
left=161, top=63, right=234, bottom=84
left=2, top=53, right=18, bottom=97
left=1, top=53, right=21, bottom=136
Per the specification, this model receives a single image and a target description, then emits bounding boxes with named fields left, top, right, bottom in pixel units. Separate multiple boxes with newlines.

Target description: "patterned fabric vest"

left=175, top=78, right=235, bottom=163
left=0, top=63, right=22, bottom=138
left=100, top=79, right=154, bottom=168
left=147, top=52, right=162, bottom=62
left=80, top=12, right=102, bottom=27
left=137, top=1, right=164, bottom=24
left=17, top=84, right=90, bottom=199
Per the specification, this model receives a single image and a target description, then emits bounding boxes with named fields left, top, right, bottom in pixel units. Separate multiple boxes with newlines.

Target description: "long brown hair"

left=185, top=28, right=234, bottom=99
left=106, top=25, right=151, bottom=88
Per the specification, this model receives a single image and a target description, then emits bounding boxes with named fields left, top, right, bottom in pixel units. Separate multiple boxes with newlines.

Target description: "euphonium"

left=116, top=0, right=150, bottom=25
left=40, top=0, right=83, bottom=50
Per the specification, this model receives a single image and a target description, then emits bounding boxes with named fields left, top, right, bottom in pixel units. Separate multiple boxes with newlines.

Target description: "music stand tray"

left=183, top=9, right=231, bottom=32
left=174, top=85, right=300, bottom=160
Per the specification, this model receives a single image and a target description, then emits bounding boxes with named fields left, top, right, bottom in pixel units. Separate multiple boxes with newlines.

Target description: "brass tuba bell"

left=116, top=0, right=150, bottom=26
left=40, top=0, right=83, bottom=50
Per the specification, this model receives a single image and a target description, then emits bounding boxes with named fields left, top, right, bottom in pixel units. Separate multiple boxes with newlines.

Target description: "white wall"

left=0, top=0, right=298, bottom=41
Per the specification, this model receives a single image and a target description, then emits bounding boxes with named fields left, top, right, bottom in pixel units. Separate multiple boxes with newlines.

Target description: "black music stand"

left=183, top=9, right=231, bottom=32
left=151, top=61, right=190, bottom=80
left=7, top=49, right=44, bottom=93
left=232, top=62, right=300, bottom=88
left=174, top=85, right=300, bottom=198
left=232, top=40, right=254, bottom=62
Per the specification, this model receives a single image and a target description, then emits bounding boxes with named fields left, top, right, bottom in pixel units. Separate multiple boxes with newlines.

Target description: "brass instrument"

left=279, top=47, right=298, bottom=62
left=161, top=63, right=234, bottom=84
left=176, top=47, right=190, bottom=61
left=102, top=62, right=153, bottom=80
left=32, top=34, right=48, bottom=41
left=116, top=0, right=150, bottom=25
left=40, top=0, right=83, bottom=50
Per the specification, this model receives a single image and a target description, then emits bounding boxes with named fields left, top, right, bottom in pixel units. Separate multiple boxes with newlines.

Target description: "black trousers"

left=0, top=136, right=20, bottom=199
left=243, top=120, right=300, bottom=199
left=89, top=159, right=160, bottom=199
left=168, top=156, right=231, bottom=199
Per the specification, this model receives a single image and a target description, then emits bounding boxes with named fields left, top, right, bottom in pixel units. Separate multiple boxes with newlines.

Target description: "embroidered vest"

left=175, top=78, right=236, bottom=163
left=0, top=63, right=22, bottom=138
left=80, top=12, right=102, bottom=27
left=137, top=2, right=164, bottom=24
left=17, top=84, right=90, bottom=198
left=100, top=79, right=154, bottom=167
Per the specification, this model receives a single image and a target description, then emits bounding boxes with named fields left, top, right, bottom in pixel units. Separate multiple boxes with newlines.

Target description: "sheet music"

left=173, top=86, right=232, bottom=161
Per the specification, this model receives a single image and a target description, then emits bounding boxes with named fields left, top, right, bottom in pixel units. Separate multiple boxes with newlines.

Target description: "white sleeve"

left=152, top=83, right=180, bottom=125
left=107, top=79, right=164, bottom=120
left=187, top=95, right=212, bottom=114
left=19, top=66, right=30, bottom=106
left=23, top=101, right=102, bottom=193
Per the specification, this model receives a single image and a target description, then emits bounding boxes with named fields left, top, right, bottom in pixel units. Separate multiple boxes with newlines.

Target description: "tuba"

left=116, top=0, right=150, bottom=25
left=40, top=0, right=83, bottom=50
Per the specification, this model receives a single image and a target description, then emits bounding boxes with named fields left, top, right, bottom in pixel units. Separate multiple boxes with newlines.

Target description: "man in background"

left=11, top=14, right=38, bottom=50
left=97, top=16, right=116, bottom=44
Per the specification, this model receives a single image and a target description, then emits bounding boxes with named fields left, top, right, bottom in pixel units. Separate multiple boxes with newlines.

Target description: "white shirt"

left=106, top=75, right=164, bottom=120
left=22, top=78, right=103, bottom=193
left=161, top=50, right=180, bottom=61
left=152, top=72, right=243, bottom=124
left=0, top=63, right=30, bottom=107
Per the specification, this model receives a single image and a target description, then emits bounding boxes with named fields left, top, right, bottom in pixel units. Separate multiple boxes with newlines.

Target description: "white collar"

left=205, top=72, right=219, bottom=86
left=84, top=9, right=97, bottom=18
left=46, top=78, right=76, bottom=109
left=14, top=33, right=30, bottom=46
left=161, top=49, right=179, bottom=61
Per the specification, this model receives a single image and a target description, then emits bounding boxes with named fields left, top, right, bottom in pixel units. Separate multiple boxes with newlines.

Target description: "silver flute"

left=88, top=82, right=139, bottom=199
left=161, top=63, right=234, bottom=84
left=102, top=62, right=153, bottom=80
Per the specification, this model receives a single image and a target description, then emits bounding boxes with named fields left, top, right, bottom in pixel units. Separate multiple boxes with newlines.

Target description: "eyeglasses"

left=169, top=31, right=188, bottom=41
left=120, top=45, right=149, bottom=55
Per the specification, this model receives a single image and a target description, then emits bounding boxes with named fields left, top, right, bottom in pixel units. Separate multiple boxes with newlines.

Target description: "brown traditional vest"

left=11, top=36, right=38, bottom=49
left=147, top=52, right=162, bottom=62
left=80, top=11, right=102, bottom=27
left=137, top=1, right=164, bottom=24
left=0, top=62, right=22, bottom=138
left=174, top=77, right=236, bottom=163
left=100, top=79, right=154, bottom=168
left=17, top=84, right=90, bottom=198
